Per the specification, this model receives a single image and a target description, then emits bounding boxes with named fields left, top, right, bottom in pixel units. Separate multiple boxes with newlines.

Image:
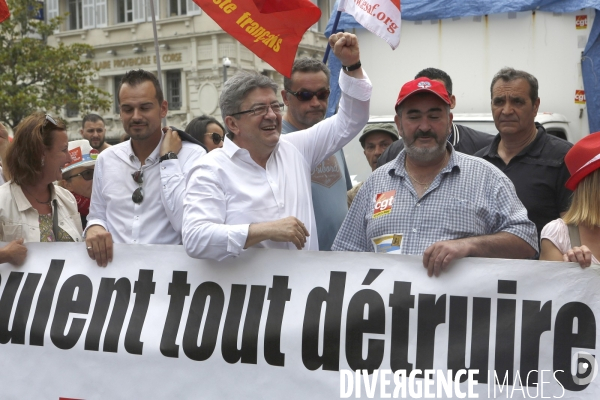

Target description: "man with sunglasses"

left=280, top=58, right=354, bottom=252
left=61, top=139, right=96, bottom=228
left=183, top=32, right=371, bottom=260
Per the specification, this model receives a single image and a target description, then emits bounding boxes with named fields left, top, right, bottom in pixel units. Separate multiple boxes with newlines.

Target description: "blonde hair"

left=562, top=169, right=600, bottom=228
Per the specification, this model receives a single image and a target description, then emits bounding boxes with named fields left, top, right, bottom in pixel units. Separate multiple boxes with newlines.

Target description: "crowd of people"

left=0, top=32, right=597, bottom=272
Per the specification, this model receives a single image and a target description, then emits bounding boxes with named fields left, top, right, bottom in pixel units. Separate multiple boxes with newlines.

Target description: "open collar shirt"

left=475, top=124, right=572, bottom=237
left=86, top=136, right=205, bottom=244
left=332, top=146, right=538, bottom=255
left=182, top=70, right=372, bottom=260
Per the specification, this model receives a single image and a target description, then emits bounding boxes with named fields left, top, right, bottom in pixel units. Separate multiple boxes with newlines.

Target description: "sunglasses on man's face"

left=205, top=132, right=224, bottom=145
left=286, top=89, right=330, bottom=102
left=67, top=169, right=94, bottom=181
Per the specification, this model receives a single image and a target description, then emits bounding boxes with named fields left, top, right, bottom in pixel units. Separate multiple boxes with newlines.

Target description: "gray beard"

left=404, top=138, right=447, bottom=162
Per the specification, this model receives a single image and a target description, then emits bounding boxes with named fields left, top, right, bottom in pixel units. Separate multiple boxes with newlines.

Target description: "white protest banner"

left=338, top=0, right=401, bottom=49
left=0, top=243, right=598, bottom=399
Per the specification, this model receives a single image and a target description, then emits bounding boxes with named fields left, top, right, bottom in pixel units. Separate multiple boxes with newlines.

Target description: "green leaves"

left=0, top=0, right=111, bottom=128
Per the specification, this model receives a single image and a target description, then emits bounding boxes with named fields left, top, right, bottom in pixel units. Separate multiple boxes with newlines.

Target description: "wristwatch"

left=342, top=60, right=361, bottom=72
left=159, top=151, right=178, bottom=162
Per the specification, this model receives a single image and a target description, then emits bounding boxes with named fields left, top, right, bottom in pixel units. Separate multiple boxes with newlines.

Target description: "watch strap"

left=159, top=152, right=178, bottom=162
left=342, top=60, right=361, bottom=72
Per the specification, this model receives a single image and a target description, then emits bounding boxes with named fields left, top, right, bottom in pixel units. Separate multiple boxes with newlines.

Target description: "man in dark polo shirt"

left=474, top=67, right=572, bottom=238
left=377, top=68, right=493, bottom=167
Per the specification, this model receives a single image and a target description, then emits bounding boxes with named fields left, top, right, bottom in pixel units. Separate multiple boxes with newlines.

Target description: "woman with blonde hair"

left=0, top=113, right=82, bottom=246
left=540, top=133, right=600, bottom=268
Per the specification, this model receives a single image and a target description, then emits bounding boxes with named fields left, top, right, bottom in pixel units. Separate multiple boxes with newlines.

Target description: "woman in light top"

left=540, top=133, right=600, bottom=268
left=0, top=112, right=82, bottom=247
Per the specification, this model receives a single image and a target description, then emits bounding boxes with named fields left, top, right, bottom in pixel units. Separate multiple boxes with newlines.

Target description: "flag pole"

left=148, top=0, right=167, bottom=126
left=322, top=11, right=341, bottom=65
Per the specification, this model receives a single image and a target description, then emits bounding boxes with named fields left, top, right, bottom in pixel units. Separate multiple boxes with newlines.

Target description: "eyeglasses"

left=285, top=89, right=330, bottom=102
left=132, top=169, right=144, bottom=204
left=205, top=132, right=224, bottom=145
left=66, top=169, right=94, bottom=181
left=230, top=102, right=284, bottom=117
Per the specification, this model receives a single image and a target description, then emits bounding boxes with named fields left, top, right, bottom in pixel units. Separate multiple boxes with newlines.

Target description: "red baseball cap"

left=564, top=132, right=600, bottom=190
left=394, top=77, right=451, bottom=110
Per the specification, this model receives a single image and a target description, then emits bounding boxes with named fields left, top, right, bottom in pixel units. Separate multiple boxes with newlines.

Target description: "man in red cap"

left=332, top=77, right=538, bottom=277
left=377, top=67, right=493, bottom=168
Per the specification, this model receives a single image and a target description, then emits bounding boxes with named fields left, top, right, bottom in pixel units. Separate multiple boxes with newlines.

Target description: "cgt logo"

left=576, top=15, right=588, bottom=29
left=575, top=90, right=586, bottom=104
left=373, top=190, right=395, bottom=219
left=573, top=351, right=598, bottom=387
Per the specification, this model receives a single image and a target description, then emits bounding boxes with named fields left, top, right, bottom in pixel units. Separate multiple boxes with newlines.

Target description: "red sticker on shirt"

left=373, top=190, right=395, bottom=219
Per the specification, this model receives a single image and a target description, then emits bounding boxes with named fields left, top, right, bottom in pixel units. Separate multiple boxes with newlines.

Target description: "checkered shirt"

left=332, top=147, right=538, bottom=254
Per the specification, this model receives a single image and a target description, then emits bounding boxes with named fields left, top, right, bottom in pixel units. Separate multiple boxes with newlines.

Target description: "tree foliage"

left=0, top=0, right=111, bottom=129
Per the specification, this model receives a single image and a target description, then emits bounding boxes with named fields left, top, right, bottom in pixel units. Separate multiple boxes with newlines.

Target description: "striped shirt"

left=332, top=146, right=538, bottom=255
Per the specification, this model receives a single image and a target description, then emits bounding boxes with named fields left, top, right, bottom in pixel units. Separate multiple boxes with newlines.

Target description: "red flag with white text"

left=0, top=0, right=9, bottom=23
left=193, top=0, right=321, bottom=77
left=339, top=0, right=401, bottom=49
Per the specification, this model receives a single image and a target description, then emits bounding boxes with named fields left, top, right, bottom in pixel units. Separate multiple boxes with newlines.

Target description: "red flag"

left=0, top=0, right=9, bottom=23
left=193, top=0, right=321, bottom=77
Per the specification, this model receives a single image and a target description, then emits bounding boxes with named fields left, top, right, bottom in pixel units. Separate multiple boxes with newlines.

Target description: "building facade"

left=47, top=0, right=332, bottom=141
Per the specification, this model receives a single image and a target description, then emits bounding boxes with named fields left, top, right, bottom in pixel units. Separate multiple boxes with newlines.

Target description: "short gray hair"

left=490, top=67, right=539, bottom=104
left=283, top=58, right=330, bottom=91
left=219, top=71, right=278, bottom=138
left=220, top=71, right=278, bottom=119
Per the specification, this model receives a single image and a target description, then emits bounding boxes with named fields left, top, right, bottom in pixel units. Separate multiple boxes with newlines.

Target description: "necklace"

left=22, top=186, right=52, bottom=206
left=405, top=153, right=449, bottom=191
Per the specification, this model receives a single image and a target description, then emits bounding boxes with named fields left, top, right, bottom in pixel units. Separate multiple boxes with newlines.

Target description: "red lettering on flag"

left=193, top=0, right=321, bottom=77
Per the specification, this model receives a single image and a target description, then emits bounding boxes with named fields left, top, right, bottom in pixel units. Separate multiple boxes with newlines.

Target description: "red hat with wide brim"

left=564, top=132, right=600, bottom=191
left=394, top=77, right=451, bottom=110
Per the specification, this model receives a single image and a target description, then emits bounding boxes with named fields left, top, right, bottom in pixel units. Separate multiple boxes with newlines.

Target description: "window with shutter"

left=47, top=0, right=60, bottom=33
left=95, top=0, right=107, bottom=27
left=186, top=0, right=202, bottom=16
left=82, top=0, right=95, bottom=29
left=142, top=0, right=159, bottom=22
left=132, top=0, right=145, bottom=23
left=46, top=0, right=59, bottom=21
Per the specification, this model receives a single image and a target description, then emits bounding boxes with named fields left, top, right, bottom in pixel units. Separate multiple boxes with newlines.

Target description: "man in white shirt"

left=85, top=70, right=206, bottom=266
left=182, top=32, right=371, bottom=260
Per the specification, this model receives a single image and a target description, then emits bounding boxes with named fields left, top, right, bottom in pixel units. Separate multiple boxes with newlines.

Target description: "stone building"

left=46, top=0, right=332, bottom=141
